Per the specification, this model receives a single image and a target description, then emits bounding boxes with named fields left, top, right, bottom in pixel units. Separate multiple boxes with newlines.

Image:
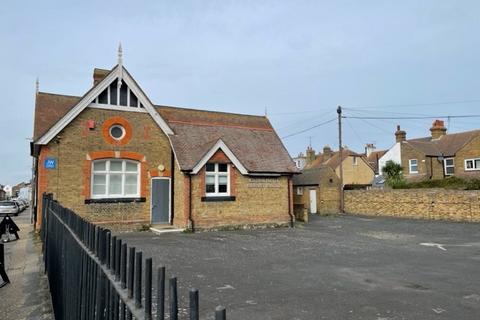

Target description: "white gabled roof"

left=36, top=64, right=173, bottom=145
left=191, top=139, right=249, bottom=175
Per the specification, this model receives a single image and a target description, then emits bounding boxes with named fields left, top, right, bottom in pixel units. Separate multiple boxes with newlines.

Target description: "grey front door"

left=151, top=178, right=170, bottom=224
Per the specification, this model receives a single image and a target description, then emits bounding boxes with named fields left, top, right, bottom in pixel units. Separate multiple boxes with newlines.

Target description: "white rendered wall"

left=378, top=142, right=401, bottom=175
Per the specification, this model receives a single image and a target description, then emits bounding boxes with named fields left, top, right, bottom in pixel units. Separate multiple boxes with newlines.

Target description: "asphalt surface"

left=119, top=215, right=480, bottom=320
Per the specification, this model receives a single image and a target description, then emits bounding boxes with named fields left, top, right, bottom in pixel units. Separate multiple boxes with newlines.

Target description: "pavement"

left=119, top=214, right=480, bottom=320
left=0, top=208, right=54, bottom=320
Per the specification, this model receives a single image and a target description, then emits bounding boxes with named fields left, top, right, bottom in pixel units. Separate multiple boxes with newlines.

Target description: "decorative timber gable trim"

left=191, top=139, right=249, bottom=175
left=35, top=64, right=173, bottom=145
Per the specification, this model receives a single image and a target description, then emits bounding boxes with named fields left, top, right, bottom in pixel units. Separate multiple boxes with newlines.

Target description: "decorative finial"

left=118, top=42, right=123, bottom=65
left=35, top=77, right=39, bottom=95
left=264, top=106, right=268, bottom=117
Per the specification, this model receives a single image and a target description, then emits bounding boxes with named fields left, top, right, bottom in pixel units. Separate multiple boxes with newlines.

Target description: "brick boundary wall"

left=344, top=189, right=480, bottom=222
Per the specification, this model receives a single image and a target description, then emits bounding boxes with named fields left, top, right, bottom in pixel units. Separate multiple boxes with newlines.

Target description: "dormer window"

left=93, top=78, right=144, bottom=108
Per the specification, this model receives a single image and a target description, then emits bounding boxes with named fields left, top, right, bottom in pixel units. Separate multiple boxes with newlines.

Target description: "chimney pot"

left=395, top=124, right=406, bottom=143
left=430, top=119, right=447, bottom=139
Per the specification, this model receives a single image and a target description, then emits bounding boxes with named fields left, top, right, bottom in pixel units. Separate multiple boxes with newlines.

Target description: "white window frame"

left=205, top=163, right=230, bottom=197
left=409, top=159, right=418, bottom=174
left=91, top=159, right=140, bottom=199
left=352, top=156, right=358, bottom=165
left=444, top=158, right=455, bottom=176
left=296, top=187, right=304, bottom=195
left=465, top=158, right=480, bottom=171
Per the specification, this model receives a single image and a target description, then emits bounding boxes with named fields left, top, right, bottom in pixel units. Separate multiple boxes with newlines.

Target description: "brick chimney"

left=93, top=68, right=110, bottom=86
left=395, top=125, right=406, bottom=143
left=306, top=146, right=316, bottom=164
left=323, top=145, right=333, bottom=161
left=365, top=143, right=375, bottom=157
left=430, top=120, right=447, bottom=140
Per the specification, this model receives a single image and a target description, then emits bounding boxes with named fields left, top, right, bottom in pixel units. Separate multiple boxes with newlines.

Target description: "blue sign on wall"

left=44, top=158, right=57, bottom=169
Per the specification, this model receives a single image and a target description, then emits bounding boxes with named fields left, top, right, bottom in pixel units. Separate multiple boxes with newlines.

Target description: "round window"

left=109, top=125, right=125, bottom=140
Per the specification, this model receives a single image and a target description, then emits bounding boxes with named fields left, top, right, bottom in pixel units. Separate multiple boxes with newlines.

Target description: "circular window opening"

left=109, top=125, right=125, bottom=140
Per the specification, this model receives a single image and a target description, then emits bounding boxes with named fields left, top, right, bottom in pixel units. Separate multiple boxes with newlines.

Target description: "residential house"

left=31, top=55, right=298, bottom=231
left=364, top=143, right=387, bottom=176
left=292, top=145, right=375, bottom=214
left=379, top=120, right=480, bottom=181
left=304, top=146, right=375, bottom=189
left=293, top=166, right=340, bottom=215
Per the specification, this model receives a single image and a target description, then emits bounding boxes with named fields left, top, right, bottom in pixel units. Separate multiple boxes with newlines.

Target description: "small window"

left=205, top=163, right=229, bottom=196
left=409, top=159, right=418, bottom=174
left=91, top=159, right=139, bottom=198
left=465, top=158, right=480, bottom=171
left=444, top=158, right=454, bottom=175
left=352, top=157, right=358, bottom=165
left=109, top=125, right=125, bottom=140
left=296, top=187, right=303, bottom=195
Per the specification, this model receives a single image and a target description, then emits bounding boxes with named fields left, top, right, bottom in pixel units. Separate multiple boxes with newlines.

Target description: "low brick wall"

left=345, top=189, right=480, bottom=222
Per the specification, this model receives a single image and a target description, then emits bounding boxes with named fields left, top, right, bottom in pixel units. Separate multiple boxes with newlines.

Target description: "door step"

left=150, top=225, right=184, bottom=235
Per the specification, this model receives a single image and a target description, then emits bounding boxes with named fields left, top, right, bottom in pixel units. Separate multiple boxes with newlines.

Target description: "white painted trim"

left=36, top=65, right=173, bottom=145
left=204, top=163, right=230, bottom=197
left=88, top=103, right=148, bottom=113
left=409, top=159, right=418, bottom=174
left=90, top=159, right=141, bottom=199
left=37, top=65, right=121, bottom=145
left=150, top=177, right=172, bottom=224
left=464, top=158, right=480, bottom=171
left=121, top=69, right=173, bottom=135
left=191, top=139, right=248, bottom=175
left=443, top=157, right=455, bottom=176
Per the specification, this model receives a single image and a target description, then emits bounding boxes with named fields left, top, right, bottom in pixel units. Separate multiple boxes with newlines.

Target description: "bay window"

left=205, top=163, right=229, bottom=196
left=91, top=159, right=140, bottom=198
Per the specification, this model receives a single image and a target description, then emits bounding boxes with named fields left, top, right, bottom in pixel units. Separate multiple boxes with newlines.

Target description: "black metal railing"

left=41, top=193, right=227, bottom=320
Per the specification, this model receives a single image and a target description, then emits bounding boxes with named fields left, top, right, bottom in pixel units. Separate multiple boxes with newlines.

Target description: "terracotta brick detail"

left=230, top=165, right=236, bottom=196
left=36, top=146, right=50, bottom=230
left=102, top=116, right=133, bottom=146
left=184, top=175, right=191, bottom=226
left=208, top=150, right=230, bottom=163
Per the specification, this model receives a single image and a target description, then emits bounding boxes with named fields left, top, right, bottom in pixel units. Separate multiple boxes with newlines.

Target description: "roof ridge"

left=156, top=105, right=268, bottom=119
left=37, top=91, right=82, bottom=99
left=408, top=129, right=480, bottom=142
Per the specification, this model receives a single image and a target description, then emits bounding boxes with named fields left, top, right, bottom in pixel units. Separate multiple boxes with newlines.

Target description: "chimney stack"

left=395, top=125, right=406, bottom=143
left=323, top=145, right=333, bottom=161
left=365, top=143, right=376, bottom=157
left=430, top=120, right=447, bottom=139
left=306, top=146, right=316, bottom=164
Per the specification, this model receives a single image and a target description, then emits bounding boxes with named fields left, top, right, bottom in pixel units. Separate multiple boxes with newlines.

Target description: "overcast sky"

left=1, top=1, right=480, bottom=185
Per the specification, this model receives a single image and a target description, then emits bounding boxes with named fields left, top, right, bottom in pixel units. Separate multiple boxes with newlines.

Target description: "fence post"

left=127, top=247, right=135, bottom=299
left=145, top=258, right=153, bottom=320
left=120, top=244, right=127, bottom=289
left=156, top=266, right=165, bottom=320
left=169, top=277, right=178, bottom=320
left=215, top=306, right=226, bottom=320
left=189, top=289, right=199, bottom=320
left=111, top=236, right=117, bottom=275
left=134, top=251, right=143, bottom=308
left=115, top=238, right=122, bottom=281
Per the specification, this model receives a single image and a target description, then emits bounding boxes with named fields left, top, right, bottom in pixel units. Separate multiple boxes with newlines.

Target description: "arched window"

left=91, top=159, right=140, bottom=198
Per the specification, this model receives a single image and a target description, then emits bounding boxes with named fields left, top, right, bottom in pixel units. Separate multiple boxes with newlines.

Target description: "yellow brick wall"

left=190, top=168, right=292, bottom=228
left=345, top=189, right=480, bottom=222
left=41, top=108, right=172, bottom=227
left=335, top=156, right=374, bottom=185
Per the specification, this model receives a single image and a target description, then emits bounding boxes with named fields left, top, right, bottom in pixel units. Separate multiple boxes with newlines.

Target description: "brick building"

left=379, top=120, right=480, bottom=181
left=304, top=145, right=375, bottom=188
left=31, top=56, right=297, bottom=230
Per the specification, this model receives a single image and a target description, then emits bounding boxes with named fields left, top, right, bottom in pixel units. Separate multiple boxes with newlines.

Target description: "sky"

left=1, top=1, right=480, bottom=185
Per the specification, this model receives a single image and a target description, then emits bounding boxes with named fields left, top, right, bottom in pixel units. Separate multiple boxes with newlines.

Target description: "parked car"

left=0, top=201, right=20, bottom=216
left=11, top=199, right=25, bottom=212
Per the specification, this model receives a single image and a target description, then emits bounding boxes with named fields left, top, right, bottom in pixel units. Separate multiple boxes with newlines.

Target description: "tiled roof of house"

left=33, top=89, right=297, bottom=174
left=33, top=92, right=81, bottom=140
left=156, top=106, right=297, bottom=173
left=292, top=166, right=334, bottom=186
left=304, top=148, right=364, bottom=170
left=366, top=150, right=387, bottom=173
left=406, top=130, right=480, bottom=156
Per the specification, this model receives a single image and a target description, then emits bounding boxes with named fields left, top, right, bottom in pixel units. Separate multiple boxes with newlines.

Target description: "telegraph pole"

left=337, top=106, right=344, bottom=213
